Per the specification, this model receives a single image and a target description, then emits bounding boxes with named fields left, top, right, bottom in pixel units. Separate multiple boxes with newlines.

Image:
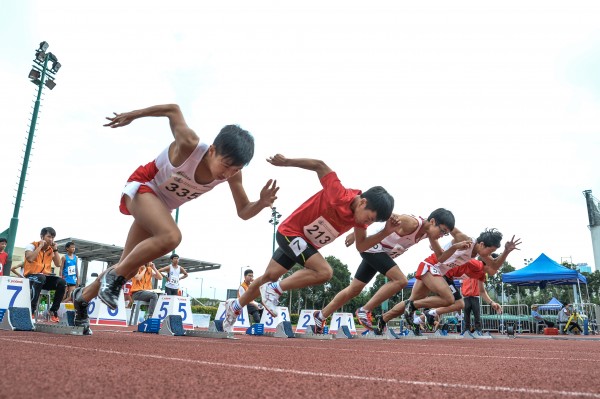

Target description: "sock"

left=428, top=309, right=437, bottom=317
left=232, top=300, right=242, bottom=313
left=269, top=282, right=283, bottom=295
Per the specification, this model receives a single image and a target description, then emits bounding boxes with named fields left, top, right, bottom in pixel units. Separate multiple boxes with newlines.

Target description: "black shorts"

left=165, top=287, right=179, bottom=295
left=444, top=276, right=462, bottom=301
left=272, top=232, right=320, bottom=270
left=66, top=282, right=77, bottom=287
left=354, top=252, right=396, bottom=283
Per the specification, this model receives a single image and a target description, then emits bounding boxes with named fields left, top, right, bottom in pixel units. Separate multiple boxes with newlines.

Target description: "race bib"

left=430, top=264, right=441, bottom=276
left=162, top=174, right=202, bottom=201
left=303, top=216, right=339, bottom=248
left=289, top=237, right=308, bottom=257
left=448, top=284, right=456, bottom=294
left=169, top=276, right=179, bottom=285
left=67, top=266, right=76, bottom=276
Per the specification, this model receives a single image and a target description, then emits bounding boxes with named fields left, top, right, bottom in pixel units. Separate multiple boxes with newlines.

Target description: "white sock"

left=428, top=309, right=437, bottom=317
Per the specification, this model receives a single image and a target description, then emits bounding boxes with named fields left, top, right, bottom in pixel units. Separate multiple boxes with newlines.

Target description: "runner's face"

left=477, top=244, right=498, bottom=258
left=211, top=155, right=243, bottom=180
left=355, top=207, right=377, bottom=226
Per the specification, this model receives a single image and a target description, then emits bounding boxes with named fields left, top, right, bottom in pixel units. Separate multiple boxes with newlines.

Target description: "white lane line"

left=1, top=337, right=598, bottom=398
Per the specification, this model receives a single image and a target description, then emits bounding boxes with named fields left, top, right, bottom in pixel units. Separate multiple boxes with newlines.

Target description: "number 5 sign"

left=0, top=276, right=32, bottom=316
left=152, top=295, right=194, bottom=330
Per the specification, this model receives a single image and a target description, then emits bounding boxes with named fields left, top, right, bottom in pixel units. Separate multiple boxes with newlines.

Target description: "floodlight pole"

left=1, top=47, right=52, bottom=276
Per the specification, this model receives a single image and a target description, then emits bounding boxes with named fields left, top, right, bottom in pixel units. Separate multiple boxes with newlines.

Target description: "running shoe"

left=413, top=325, right=422, bottom=336
left=355, top=308, right=374, bottom=330
left=72, top=287, right=93, bottom=335
left=312, top=310, right=325, bottom=334
left=222, top=299, right=240, bottom=333
left=98, top=267, right=126, bottom=310
left=49, top=311, right=60, bottom=323
left=403, top=299, right=416, bottom=327
left=373, top=315, right=386, bottom=335
left=261, top=284, right=280, bottom=317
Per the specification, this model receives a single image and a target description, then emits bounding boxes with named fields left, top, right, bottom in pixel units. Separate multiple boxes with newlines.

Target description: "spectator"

left=558, top=304, right=583, bottom=334
left=238, top=269, right=263, bottom=324
left=23, top=227, right=66, bottom=322
left=531, top=304, right=555, bottom=329
left=157, top=254, right=188, bottom=296
left=0, top=237, right=8, bottom=276
left=130, top=262, right=162, bottom=318
left=462, top=253, right=500, bottom=333
left=60, top=242, right=79, bottom=302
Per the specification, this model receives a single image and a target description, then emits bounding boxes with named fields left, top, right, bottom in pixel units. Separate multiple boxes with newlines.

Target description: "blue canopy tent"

left=538, top=297, right=563, bottom=311
left=502, top=253, right=588, bottom=305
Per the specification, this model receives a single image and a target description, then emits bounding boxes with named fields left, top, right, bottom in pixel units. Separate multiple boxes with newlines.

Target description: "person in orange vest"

left=23, top=227, right=66, bottom=322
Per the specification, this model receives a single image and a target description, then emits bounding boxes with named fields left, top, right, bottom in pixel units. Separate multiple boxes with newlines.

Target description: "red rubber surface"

left=1, top=327, right=599, bottom=398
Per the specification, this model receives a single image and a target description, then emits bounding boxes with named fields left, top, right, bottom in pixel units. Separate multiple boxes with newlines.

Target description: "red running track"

left=0, top=326, right=599, bottom=399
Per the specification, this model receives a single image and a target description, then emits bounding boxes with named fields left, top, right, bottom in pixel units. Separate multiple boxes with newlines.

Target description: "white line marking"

left=0, top=337, right=598, bottom=398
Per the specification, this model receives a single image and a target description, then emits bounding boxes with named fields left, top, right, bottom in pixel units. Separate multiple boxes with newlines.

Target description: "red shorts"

left=119, top=162, right=159, bottom=215
left=415, top=261, right=443, bottom=279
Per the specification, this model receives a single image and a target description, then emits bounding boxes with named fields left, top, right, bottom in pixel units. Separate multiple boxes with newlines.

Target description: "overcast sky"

left=1, top=1, right=599, bottom=300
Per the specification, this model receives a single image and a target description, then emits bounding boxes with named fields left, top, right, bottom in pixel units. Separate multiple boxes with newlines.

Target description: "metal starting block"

left=472, top=331, right=493, bottom=339
left=334, top=325, right=354, bottom=339
left=401, top=329, right=428, bottom=340
left=430, top=329, right=464, bottom=339
left=160, top=315, right=186, bottom=336
left=180, top=317, right=235, bottom=339
left=300, top=325, right=333, bottom=340
left=35, top=323, right=86, bottom=336
left=0, top=307, right=34, bottom=331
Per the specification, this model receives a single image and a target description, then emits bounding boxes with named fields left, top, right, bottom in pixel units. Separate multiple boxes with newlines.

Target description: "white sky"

left=1, top=1, right=599, bottom=300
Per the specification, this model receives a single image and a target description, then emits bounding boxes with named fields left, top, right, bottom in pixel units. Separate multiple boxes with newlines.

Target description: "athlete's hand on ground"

left=504, top=236, right=522, bottom=252
left=266, top=154, right=288, bottom=167
left=104, top=112, right=135, bottom=128
left=259, top=179, right=279, bottom=207
left=344, top=232, right=356, bottom=247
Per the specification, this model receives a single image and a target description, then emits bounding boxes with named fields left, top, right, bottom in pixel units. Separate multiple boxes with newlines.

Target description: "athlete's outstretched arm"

left=481, top=235, right=522, bottom=274
left=104, top=104, right=198, bottom=162
left=228, top=173, right=279, bottom=220
left=267, top=154, right=332, bottom=180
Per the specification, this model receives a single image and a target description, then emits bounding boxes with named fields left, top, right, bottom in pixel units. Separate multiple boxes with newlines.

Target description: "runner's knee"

left=315, top=266, right=333, bottom=284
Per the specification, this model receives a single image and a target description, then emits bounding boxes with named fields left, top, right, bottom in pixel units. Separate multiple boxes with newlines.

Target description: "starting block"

left=138, top=318, right=161, bottom=333
left=34, top=323, right=86, bottom=336
left=301, top=325, right=333, bottom=340
left=159, top=315, right=186, bottom=336
left=0, top=307, right=34, bottom=331
left=185, top=318, right=235, bottom=339
left=354, top=329, right=397, bottom=340
left=430, top=329, right=464, bottom=339
left=401, top=329, right=427, bottom=340
left=334, top=325, right=354, bottom=339
left=473, top=331, right=492, bottom=339
left=265, top=321, right=295, bottom=338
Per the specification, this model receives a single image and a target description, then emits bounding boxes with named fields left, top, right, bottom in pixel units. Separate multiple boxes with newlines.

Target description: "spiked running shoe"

left=403, top=300, right=416, bottom=327
left=374, top=315, right=387, bottom=335
left=72, top=287, right=93, bottom=336
left=98, top=267, right=126, bottom=310
left=312, top=310, right=325, bottom=334
left=222, top=299, right=240, bottom=333
left=261, top=284, right=280, bottom=317
left=355, top=308, right=374, bottom=331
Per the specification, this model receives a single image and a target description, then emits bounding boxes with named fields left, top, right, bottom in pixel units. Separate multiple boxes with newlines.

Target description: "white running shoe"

left=261, top=284, right=280, bottom=317
left=222, top=299, right=239, bottom=333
